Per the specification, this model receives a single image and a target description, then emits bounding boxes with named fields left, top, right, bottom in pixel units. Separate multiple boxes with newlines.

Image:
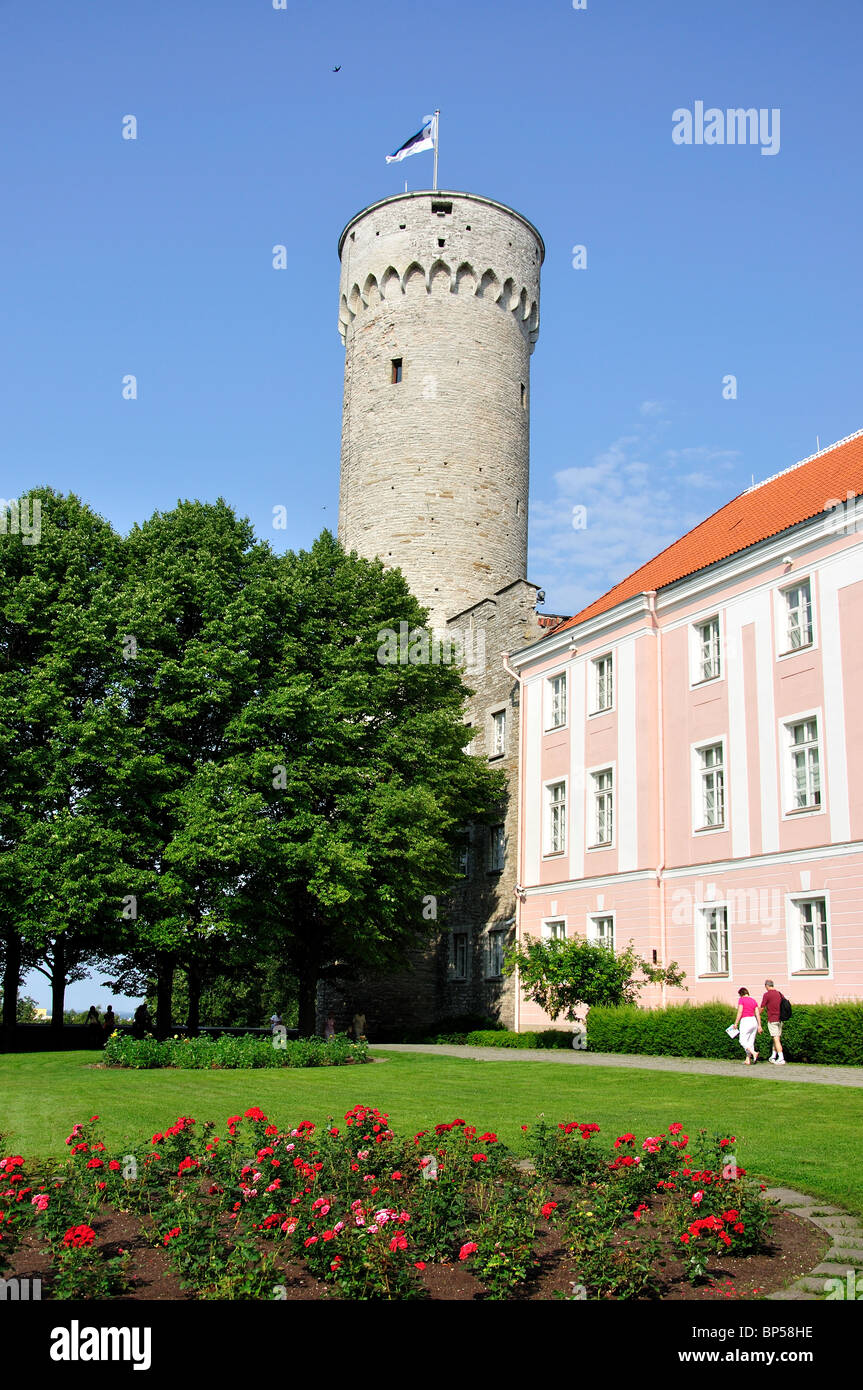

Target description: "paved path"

left=373, top=1043, right=863, bottom=1088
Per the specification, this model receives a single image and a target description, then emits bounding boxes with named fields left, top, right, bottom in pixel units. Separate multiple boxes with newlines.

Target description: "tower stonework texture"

left=337, top=190, right=543, bottom=629
left=326, top=188, right=564, bottom=1040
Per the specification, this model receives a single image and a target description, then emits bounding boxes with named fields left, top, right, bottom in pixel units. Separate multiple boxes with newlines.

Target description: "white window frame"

left=541, top=917, right=567, bottom=941
left=543, top=777, right=568, bottom=858
left=779, top=708, right=825, bottom=819
left=485, top=929, right=506, bottom=979
left=587, top=763, right=615, bottom=850
left=690, top=613, right=722, bottom=686
left=545, top=670, right=568, bottom=732
left=694, top=901, right=731, bottom=979
left=587, top=912, right=615, bottom=950
left=776, top=575, right=816, bottom=659
left=785, top=892, right=831, bottom=978
left=590, top=652, right=615, bottom=716
left=449, top=929, right=470, bottom=980
left=691, top=737, right=727, bottom=834
left=488, top=823, right=506, bottom=873
left=490, top=707, right=507, bottom=759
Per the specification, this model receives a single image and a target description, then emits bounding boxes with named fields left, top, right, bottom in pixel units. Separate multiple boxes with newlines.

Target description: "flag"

left=386, top=114, right=436, bottom=164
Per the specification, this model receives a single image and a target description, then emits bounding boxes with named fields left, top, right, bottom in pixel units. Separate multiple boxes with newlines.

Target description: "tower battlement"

left=337, top=189, right=544, bottom=629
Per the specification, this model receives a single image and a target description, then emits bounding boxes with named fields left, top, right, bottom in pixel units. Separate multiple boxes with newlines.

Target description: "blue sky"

left=4, top=0, right=861, bottom=1009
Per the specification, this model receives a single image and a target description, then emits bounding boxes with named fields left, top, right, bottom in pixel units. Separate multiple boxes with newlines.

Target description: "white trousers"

left=739, top=1018, right=758, bottom=1054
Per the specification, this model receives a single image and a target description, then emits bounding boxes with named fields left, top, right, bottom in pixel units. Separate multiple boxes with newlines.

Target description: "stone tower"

left=328, top=188, right=564, bottom=1040
left=337, top=190, right=543, bottom=629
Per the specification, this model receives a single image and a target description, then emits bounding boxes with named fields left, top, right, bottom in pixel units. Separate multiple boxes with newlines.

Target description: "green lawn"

left=2, top=1048, right=861, bottom=1217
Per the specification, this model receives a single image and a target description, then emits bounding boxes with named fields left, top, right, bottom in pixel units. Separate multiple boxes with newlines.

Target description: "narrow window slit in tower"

left=521, top=383, right=527, bottom=409
left=391, top=359, right=403, bottom=384
left=438, top=238, right=445, bottom=248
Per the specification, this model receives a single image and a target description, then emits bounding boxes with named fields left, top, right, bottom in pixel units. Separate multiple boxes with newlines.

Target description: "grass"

left=1, top=1047, right=861, bottom=1217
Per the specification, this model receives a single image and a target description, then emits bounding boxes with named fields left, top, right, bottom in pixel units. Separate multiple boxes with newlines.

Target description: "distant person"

left=270, top=1011, right=283, bottom=1035
left=761, top=979, right=787, bottom=1064
left=352, top=1010, right=366, bottom=1043
left=732, top=987, right=761, bottom=1065
left=103, top=1006, right=116, bottom=1039
left=133, top=1003, right=153, bottom=1038
left=324, top=1013, right=336, bottom=1041
left=86, top=1005, right=102, bottom=1048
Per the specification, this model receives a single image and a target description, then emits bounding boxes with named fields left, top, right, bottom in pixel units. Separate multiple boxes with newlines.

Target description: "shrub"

left=102, top=1033, right=370, bottom=1069
left=462, top=1029, right=573, bottom=1049
left=585, top=1002, right=863, bottom=1066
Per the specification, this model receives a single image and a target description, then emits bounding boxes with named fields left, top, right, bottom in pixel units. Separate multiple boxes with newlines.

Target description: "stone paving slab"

left=374, top=1043, right=863, bottom=1087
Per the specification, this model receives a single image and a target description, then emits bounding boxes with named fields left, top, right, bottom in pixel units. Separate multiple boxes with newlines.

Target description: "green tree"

left=0, top=488, right=127, bottom=1034
left=107, top=499, right=282, bottom=1036
left=173, top=532, right=505, bottom=1034
left=506, top=933, right=686, bottom=1021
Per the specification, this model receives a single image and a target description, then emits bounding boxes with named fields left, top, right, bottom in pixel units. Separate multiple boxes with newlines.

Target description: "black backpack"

left=779, top=994, right=793, bottom=1022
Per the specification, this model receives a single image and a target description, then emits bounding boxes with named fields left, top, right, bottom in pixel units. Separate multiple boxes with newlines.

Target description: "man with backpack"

left=761, top=979, right=790, bottom=1064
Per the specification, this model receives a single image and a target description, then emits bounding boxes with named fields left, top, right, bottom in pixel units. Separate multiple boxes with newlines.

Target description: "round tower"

left=337, top=190, right=543, bottom=629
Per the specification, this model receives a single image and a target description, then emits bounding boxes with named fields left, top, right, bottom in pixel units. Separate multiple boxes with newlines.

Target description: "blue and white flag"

left=386, top=114, right=437, bottom=164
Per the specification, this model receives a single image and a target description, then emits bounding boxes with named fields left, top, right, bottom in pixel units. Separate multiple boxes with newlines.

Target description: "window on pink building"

left=783, top=579, right=813, bottom=651
left=591, top=769, right=613, bottom=846
left=788, top=718, right=821, bottom=810
left=698, top=905, right=729, bottom=977
left=699, top=743, right=725, bottom=828
left=546, top=781, right=566, bottom=855
left=542, top=919, right=566, bottom=941
left=592, top=654, right=613, bottom=713
left=696, top=617, right=721, bottom=682
left=547, top=673, right=567, bottom=729
left=588, top=914, right=615, bottom=949
left=794, top=898, right=829, bottom=972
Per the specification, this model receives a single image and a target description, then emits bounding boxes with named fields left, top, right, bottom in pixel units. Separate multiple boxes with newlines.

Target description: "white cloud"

left=529, top=428, right=742, bottom=619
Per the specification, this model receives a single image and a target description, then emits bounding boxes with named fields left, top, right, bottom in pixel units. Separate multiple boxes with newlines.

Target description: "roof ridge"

left=744, top=426, right=863, bottom=494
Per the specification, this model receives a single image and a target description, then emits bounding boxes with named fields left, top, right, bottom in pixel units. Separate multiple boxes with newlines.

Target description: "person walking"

left=732, top=987, right=762, bottom=1065
left=761, top=979, right=786, bottom=1064
left=103, top=1006, right=116, bottom=1040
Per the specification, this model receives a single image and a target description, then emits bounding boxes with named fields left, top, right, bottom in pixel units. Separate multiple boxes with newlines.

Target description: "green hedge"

left=102, top=1033, right=370, bottom=1070
left=585, top=1002, right=863, bottom=1066
left=416, top=1028, right=573, bottom=1049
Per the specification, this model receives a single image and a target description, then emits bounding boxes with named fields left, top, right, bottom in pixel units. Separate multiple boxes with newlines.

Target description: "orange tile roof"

left=556, top=429, right=863, bottom=633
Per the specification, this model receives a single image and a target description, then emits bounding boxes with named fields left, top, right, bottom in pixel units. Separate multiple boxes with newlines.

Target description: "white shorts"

left=739, top=1018, right=758, bottom=1053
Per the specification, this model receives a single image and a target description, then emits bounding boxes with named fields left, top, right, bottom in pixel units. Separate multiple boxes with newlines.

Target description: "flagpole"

left=433, top=110, right=440, bottom=190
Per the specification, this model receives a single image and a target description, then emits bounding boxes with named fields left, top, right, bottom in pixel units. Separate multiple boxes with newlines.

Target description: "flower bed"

left=0, top=1108, right=826, bottom=1301
left=102, top=1033, right=370, bottom=1069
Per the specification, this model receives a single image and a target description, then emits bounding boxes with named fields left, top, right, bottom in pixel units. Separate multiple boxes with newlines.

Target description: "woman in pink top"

left=733, top=988, right=762, bottom=1065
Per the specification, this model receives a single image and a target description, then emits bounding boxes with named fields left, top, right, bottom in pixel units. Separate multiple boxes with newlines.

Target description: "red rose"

left=459, top=1242, right=478, bottom=1261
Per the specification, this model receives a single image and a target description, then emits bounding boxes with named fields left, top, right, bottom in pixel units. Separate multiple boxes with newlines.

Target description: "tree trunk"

left=155, top=956, right=174, bottom=1040
left=2, top=928, right=21, bottom=1034
left=297, top=972, right=318, bottom=1038
left=186, top=964, right=201, bottom=1037
left=50, top=938, right=66, bottom=1030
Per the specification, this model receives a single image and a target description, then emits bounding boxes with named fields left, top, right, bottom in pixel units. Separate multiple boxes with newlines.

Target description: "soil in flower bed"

left=2, top=1198, right=829, bottom=1301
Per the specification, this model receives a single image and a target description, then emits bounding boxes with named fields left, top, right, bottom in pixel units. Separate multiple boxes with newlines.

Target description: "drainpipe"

left=502, top=652, right=522, bottom=1033
left=646, top=592, right=668, bottom=1006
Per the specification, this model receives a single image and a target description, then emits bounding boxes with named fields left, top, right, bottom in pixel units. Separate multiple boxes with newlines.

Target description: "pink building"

left=509, top=431, right=863, bottom=1027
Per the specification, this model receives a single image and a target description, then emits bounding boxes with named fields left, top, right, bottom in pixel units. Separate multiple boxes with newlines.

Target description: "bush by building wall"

left=584, top=1002, right=863, bottom=1066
